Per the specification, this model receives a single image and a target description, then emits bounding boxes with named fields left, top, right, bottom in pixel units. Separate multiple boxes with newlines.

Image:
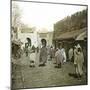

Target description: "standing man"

left=74, top=44, right=84, bottom=79
left=55, top=46, right=63, bottom=68
left=39, top=39, right=47, bottom=66
left=25, top=43, right=29, bottom=57
left=25, top=38, right=31, bottom=57
left=68, top=48, right=73, bottom=62
left=60, top=45, right=67, bottom=63
left=69, top=44, right=84, bottom=79
left=50, top=46, right=55, bottom=61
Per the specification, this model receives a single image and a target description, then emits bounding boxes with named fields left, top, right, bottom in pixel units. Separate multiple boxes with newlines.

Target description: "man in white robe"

left=61, top=48, right=67, bottom=63
left=55, top=48, right=63, bottom=68
left=68, top=48, right=73, bottom=61
left=74, top=44, right=84, bottom=78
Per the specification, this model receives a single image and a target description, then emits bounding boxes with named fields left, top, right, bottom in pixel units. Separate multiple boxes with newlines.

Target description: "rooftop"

left=54, top=27, right=87, bottom=40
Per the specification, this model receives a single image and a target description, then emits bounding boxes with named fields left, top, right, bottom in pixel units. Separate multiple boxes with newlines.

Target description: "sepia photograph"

left=11, top=0, right=88, bottom=89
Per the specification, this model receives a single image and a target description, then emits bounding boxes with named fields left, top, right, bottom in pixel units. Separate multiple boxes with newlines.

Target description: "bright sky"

left=13, top=1, right=87, bottom=31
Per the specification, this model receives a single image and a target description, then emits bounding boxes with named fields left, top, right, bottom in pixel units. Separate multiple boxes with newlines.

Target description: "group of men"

left=24, top=37, right=85, bottom=79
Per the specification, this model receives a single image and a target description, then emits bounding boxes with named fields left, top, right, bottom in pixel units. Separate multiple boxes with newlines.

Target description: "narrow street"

left=12, top=52, right=87, bottom=89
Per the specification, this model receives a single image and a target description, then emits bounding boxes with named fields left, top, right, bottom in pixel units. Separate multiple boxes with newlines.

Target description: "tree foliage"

left=12, top=2, right=22, bottom=28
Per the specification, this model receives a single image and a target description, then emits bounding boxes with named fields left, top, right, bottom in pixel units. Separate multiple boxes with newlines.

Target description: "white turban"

left=77, top=44, right=81, bottom=49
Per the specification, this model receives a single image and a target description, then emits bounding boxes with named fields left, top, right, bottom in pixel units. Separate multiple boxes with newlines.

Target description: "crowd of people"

left=12, top=37, right=85, bottom=80
left=69, top=44, right=84, bottom=79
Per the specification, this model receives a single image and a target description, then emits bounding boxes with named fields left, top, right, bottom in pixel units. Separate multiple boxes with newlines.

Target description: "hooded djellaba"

left=69, top=44, right=84, bottom=79
left=74, top=44, right=84, bottom=78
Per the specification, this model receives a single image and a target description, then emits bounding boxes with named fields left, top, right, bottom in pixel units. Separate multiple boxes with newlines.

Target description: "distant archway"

left=26, top=37, right=31, bottom=46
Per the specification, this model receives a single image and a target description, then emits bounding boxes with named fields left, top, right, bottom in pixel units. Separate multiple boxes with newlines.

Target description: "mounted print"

left=11, top=0, right=88, bottom=89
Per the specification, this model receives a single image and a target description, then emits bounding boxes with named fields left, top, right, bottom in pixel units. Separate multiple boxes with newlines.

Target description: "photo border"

left=10, top=0, right=88, bottom=89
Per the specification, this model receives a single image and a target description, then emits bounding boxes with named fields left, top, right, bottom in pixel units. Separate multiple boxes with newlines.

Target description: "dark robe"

left=39, top=46, right=47, bottom=64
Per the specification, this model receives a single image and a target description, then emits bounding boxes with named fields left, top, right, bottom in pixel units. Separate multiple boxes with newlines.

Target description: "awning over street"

left=54, top=27, right=87, bottom=40
left=76, top=31, right=87, bottom=40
